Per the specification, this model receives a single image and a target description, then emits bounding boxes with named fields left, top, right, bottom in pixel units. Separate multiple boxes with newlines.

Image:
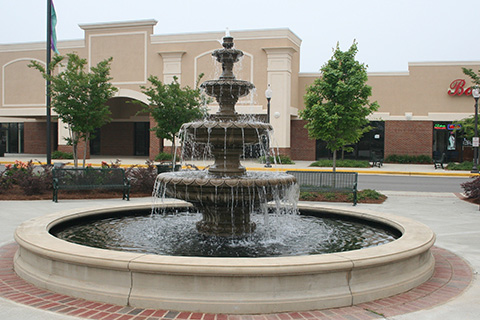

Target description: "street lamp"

left=264, top=84, right=272, bottom=168
left=472, top=85, right=480, bottom=173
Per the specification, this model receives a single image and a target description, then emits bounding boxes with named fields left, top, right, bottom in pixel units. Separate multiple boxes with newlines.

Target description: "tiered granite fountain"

left=154, top=34, right=296, bottom=236
left=13, top=33, right=435, bottom=315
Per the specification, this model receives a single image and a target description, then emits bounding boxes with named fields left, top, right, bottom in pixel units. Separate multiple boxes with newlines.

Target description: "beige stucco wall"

left=0, top=21, right=301, bottom=150
left=298, top=62, right=480, bottom=122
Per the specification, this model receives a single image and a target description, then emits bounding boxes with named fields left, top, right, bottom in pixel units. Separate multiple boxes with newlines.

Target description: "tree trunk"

left=72, top=142, right=78, bottom=168
left=332, top=150, right=337, bottom=188
left=82, top=133, right=90, bottom=168
left=332, top=149, right=337, bottom=173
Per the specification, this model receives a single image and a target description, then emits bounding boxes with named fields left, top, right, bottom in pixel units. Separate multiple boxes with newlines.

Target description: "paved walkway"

left=0, top=154, right=479, bottom=319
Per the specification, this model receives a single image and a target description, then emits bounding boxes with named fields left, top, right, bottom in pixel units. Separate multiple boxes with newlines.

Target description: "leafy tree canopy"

left=300, top=41, right=379, bottom=170
left=455, top=67, right=480, bottom=140
left=140, top=75, right=207, bottom=155
left=30, top=53, right=117, bottom=167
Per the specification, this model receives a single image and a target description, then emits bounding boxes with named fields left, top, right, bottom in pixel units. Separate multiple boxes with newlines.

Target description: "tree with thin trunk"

left=139, top=75, right=207, bottom=159
left=300, top=41, right=379, bottom=172
left=30, top=53, right=117, bottom=167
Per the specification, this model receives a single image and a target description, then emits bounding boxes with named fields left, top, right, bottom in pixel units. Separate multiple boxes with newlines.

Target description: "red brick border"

left=0, top=243, right=472, bottom=320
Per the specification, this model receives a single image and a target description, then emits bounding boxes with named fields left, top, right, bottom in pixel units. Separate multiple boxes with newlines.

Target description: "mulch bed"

left=299, top=192, right=387, bottom=204
left=0, top=185, right=151, bottom=201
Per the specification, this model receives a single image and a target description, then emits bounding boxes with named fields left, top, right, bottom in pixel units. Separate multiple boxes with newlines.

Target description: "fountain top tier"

left=200, top=35, right=255, bottom=120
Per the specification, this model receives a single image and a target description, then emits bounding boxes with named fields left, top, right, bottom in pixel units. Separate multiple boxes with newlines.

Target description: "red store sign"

left=448, top=79, right=472, bottom=96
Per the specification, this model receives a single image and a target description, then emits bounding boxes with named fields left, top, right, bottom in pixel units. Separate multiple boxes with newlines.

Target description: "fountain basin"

left=14, top=201, right=435, bottom=314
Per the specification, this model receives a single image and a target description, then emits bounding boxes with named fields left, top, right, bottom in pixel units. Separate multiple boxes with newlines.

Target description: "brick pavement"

left=0, top=243, right=472, bottom=320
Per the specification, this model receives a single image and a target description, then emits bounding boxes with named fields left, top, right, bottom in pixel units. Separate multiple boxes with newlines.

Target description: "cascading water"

left=154, top=34, right=297, bottom=236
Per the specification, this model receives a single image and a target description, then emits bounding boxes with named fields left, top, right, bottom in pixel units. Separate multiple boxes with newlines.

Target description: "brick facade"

left=58, top=139, right=90, bottom=159
left=100, top=123, right=134, bottom=155
left=290, top=119, right=316, bottom=160
left=149, top=115, right=163, bottom=160
left=385, top=121, right=433, bottom=158
left=23, top=122, right=55, bottom=154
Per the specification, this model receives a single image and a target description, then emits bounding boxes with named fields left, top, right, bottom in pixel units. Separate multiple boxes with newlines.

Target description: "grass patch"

left=52, top=150, right=74, bottom=159
left=446, top=161, right=473, bottom=171
left=259, top=154, right=295, bottom=164
left=299, top=189, right=386, bottom=204
left=309, top=159, right=370, bottom=168
left=385, top=154, right=432, bottom=164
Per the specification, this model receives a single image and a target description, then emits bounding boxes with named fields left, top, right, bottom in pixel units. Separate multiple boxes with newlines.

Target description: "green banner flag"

left=50, top=0, right=59, bottom=54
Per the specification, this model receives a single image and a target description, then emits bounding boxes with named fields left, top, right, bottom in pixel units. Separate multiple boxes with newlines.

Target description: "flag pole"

left=46, top=0, right=52, bottom=165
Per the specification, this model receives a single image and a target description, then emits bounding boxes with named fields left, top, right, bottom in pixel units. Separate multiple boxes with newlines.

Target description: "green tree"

left=30, top=53, right=117, bottom=167
left=455, top=67, right=480, bottom=142
left=300, top=41, right=379, bottom=172
left=139, top=75, right=207, bottom=158
left=462, top=67, right=480, bottom=86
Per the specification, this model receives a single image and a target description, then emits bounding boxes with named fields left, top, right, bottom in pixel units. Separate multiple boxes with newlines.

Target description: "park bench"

left=371, top=151, right=384, bottom=168
left=433, top=153, right=446, bottom=169
left=286, top=170, right=358, bottom=205
left=52, top=167, right=130, bottom=202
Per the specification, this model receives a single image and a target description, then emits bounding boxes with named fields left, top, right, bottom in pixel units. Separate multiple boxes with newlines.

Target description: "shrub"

left=299, top=191, right=317, bottom=201
left=126, top=161, right=158, bottom=193
left=52, top=150, right=74, bottom=159
left=385, top=154, right=432, bottom=164
left=0, top=174, right=11, bottom=194
left=461, top=176, right=480, bottom=201
left=310, top=159, right=370, bottom=168
left=259, top=154, right=295, bottom=165
left=4, top=160, right=52, bottom=195
left=351, top=189, right=383, bottom=201
left=155, top=152, right=174, bottom=162
left=447, top=161, right=473, bottom=171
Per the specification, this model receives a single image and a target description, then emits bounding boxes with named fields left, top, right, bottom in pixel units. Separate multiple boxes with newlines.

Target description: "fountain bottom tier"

left=154, top=171, right=297, bottom=236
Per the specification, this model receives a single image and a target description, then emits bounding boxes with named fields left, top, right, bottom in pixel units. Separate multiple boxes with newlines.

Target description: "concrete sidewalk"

left=0, top=153, right=475, bottom=177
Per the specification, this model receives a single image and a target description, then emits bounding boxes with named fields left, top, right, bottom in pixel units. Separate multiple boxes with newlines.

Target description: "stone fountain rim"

left=14, top=200, right=435, bottom=273
left=13, top=200, right=435, bottom=313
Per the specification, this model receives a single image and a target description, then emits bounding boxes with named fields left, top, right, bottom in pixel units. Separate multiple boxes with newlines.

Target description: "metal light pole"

left=264, top=84, right=272, bottom=168
left=46, top=0, right=52, bottom=165
left=472, top=86, right=480, bottom=173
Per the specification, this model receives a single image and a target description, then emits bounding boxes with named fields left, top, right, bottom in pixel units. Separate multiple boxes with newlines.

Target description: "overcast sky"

left=1, top=0, right=478, bottom=73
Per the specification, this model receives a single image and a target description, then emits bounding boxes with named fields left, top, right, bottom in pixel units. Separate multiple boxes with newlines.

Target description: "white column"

left=157, top=51, right=186, bottom=149
left=158, top=51, right=185, bottom=84
left=57, top=118, right=70, bottom=147
left=262, top=47, right=297, bottom=149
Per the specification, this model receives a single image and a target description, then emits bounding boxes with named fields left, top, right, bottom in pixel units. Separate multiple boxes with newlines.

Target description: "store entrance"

left=433, top=122, right=460, bottom=162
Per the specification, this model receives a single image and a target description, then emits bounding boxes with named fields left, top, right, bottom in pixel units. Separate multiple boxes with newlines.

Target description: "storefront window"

left=315, top=121, right=384, bottom=160
left=0, top=123, right=24, bottom=154
left=433, top=122, right=461, bottom=162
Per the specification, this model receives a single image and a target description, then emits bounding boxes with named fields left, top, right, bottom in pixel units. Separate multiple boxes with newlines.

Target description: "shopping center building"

left=0, top=20, right=478, bottom=161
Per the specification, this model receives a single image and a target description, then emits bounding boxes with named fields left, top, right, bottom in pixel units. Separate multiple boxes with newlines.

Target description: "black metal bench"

left=433, top=153, right=446, bottom=169
left=286, top=170, right=358, bottom=205
left=52, top=167, right=130, bottom=202
left=371, top=152, right=384, bottom=168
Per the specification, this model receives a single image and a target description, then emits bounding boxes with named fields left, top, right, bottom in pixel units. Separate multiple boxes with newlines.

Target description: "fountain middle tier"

left=181, top=120, right=273, bottom=176
left=155, top=171, right=298, bottom=236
